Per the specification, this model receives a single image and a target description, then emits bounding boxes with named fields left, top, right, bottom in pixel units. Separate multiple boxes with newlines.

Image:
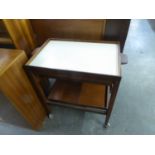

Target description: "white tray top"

left=28, top=40, right=121, bottom=76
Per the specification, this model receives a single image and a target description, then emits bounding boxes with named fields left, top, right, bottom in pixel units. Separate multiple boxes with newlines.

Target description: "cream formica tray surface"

left=28, top=40, right=121, bottom=77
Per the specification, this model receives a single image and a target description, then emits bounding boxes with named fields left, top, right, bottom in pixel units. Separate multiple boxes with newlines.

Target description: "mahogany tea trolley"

left=25, top=39, right=121, bottom=128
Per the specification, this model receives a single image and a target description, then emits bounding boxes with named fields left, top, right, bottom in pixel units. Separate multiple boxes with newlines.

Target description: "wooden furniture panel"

left=48, top=80, right=106, bottom=108
left=0, top=20, right=13, bottom=46
left=0, top=49, right=21, bottom=75
left=2, top=19, right=37, bottom=57
left=30, top=19, right=106, bottom=45
left=104, top=19, right=130, bottom=52
left=0, top=49, right=46, bottom=129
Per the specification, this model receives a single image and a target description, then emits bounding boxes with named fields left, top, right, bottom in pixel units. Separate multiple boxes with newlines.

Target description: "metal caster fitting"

left=104, top=123, right=110, bottom=128
left=48, top=113, right=54, bottom=120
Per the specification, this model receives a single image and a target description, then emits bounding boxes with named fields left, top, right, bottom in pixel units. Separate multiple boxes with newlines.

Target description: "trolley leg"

left=104, top=123, right=110, bottom=128
left=104, top=80, right=120, bottom=128
left=48, top=112, right=54, bottom=120
left=25, top=70, right=51, bottom=115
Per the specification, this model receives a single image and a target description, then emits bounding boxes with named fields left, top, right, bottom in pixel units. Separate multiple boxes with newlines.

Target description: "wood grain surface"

left=48, top=80, right=106, bottom=108
left=3, top=19, right=37, bottom=57
left=30, top=19, right=106, bottom=45
left=0, top=49, right=46, bottom=129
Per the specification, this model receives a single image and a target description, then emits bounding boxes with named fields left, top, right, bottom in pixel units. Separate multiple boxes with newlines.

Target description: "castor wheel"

left=48, top=113, right=54, bottom=120
left=104, top=123, right=110, bottom=128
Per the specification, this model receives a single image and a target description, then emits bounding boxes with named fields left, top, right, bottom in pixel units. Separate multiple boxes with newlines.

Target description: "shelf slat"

left=0, top=37, right=13, bottom=45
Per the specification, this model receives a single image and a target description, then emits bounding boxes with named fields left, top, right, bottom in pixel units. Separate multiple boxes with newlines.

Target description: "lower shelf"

left=48, top=80, right=107, bottom=108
